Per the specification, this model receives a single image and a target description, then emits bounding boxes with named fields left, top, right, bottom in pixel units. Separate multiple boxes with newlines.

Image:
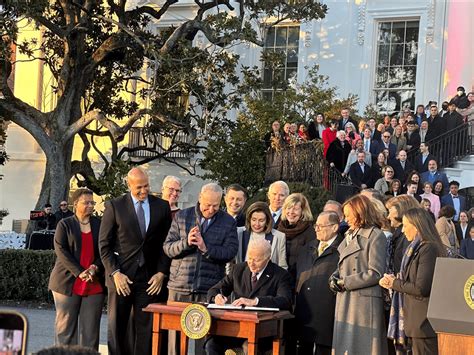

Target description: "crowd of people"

left=45, top=163, right=474, bottom=355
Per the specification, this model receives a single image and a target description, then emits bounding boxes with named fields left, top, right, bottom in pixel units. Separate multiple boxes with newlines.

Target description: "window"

left=262, top=25, right=300, bottom=101
left=374, top=20, right=419, bottom=114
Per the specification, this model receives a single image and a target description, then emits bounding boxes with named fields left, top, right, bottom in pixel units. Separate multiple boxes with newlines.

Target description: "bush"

left=247, top=182, right=333, bottom=218
left=0, top=249, right=56, bottom=302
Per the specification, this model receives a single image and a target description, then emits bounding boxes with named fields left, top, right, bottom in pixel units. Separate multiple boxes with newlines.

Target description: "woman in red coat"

left=322, top=119, right=339, bottom=157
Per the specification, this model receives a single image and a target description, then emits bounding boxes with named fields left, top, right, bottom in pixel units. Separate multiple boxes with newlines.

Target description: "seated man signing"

left=205, top=239, right=292, bottom=355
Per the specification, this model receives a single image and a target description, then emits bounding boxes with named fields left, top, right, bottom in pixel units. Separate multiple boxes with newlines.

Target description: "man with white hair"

left=206, top=238, right=292, bottom=354
left=164, top=182, right=238, bottom=355
left=267, top=180, right=289, bottom=228
left=161, top=175, right=182, bottom=217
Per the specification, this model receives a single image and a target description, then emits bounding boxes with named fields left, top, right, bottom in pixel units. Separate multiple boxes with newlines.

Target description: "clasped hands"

left=329, top=274, right=345, bottom=293
left=113, top=271, right=166, bottom=297
left=78, top=264, right=98, bottom=283
left=379, top=273, right=396, bottom=289
left=214, top=294, right=257, bottom=307
left=188, top=226, right=207, bottom=253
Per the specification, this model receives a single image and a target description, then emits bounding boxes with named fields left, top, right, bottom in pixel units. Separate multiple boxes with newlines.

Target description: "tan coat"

left=435, top=216, right=459, bottom=250
left=331, top=226, right=388, bottom=355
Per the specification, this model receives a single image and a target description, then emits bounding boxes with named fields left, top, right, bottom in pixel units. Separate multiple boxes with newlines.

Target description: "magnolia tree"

left=0, top=0, right=327, bottom=208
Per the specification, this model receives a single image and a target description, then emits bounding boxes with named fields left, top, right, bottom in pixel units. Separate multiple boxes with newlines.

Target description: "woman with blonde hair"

left=419, top=182, right=440, bottom=219
left=277, top=193, right=315, bottom=277
left=380, top=208, right=444, bottom=355
left=235, top=201, right=288, bottom=269
left=330, top=194, right=387, bottom=355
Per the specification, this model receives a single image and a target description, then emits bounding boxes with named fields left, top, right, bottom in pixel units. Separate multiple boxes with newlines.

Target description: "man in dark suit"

left=391, top=150, right=415, bottom=184
left=405, top=120, right=421, bottom=151
left=349, top=151, right=372, bottom=188
left=427, top=105, right=446, bottom=138
left=377, top=131, right=397, bottom=160
left=205, top=238, right=292, bottom=354
left=99, top=168, right=172, bottom=355
left=406, top=180, right=422, bottom=202
left=338, top=108, right=359, bottom=133
left=267, top=180, right=289, bottom=228
left=295, top=211, right=344, bottom=355
left=420, top=160, right=449, bottom=191
left=264, top=120, right=285, bottom=150
left=362, top=128, right=380, bottom=160
left=441, top=180, right=466, bottom=222
left=414, top=142, right=436, bottom=173
left=224, top=183, right=248, bottom=227
left=367, top=118, right=382, bottom=142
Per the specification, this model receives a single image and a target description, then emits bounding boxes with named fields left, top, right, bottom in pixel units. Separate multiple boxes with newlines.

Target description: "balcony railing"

left=265, top=141, right=352, bottom=196
left=127, top=127, right=191, bottom=160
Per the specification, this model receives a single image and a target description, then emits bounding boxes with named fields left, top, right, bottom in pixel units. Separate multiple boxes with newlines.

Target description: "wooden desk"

left=143, top=302, right=293, bottom=355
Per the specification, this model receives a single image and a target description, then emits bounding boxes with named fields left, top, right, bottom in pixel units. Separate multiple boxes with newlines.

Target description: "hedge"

left=0, top=249, right=56, bottom=302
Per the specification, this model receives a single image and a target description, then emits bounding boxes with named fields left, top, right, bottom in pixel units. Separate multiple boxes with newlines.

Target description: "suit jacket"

left=236, top=228, right=288, bottom=270
left=295, top=234, right=344, bottom=345
left=428, top=114, right=446, bottom=138
left=363, top=139, right=380, bottom=159
left=99, top=193, right=172, bottom=288
left=377, top=142, right=397, bottom=160
left=441, top=194, right=466, bottom=216
left=391, top=159, right=415, bottom=184
left=405, top=131, right=421, bottom=151
left=455, top=223, right=471, bottom=245
left=338, top=117, right=359, bottom=133
left=348, top=161, right=372, bottom=187
left=371, top=129, right=382, bottom=142
left=414, top=153, right=436, bottom=173
left=420, top=171, right=449, bottom=191
left=49, top=216, right=104, bottom=296
left=326, top=139, right=352, bottom=172
left=207, top=261, right=292, bottom=310
left=392, top=241, right=439, bottom=338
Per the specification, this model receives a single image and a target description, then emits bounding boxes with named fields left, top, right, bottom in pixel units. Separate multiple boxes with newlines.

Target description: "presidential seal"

left=464, top=275, right=474, bottom=310
left=180, top=304, right=212, bottom=339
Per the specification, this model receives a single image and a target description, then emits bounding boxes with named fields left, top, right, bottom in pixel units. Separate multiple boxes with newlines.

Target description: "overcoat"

left=331, top=226, right=388, bottom=355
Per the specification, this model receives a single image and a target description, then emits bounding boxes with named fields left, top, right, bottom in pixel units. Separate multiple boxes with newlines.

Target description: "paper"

left=207, top=304, right=279, bottom=312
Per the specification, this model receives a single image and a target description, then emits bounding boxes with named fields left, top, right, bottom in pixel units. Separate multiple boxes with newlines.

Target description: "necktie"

left=201, top=218, right=209, bottom=233
left=360, top=164, right=364, bottom=173
left=365, top=140, right=369, bottom=152
left=318, top=241, right=328, bottom=256
left=136, top=201, right=146, bottom=238
left=251, top=273, right=258, bottom=290
left=401, top=161, right=405, bottom=169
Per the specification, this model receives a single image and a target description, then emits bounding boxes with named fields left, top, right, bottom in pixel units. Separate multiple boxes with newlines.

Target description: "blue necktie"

left=137, top=201, right=146, bottom=238
left=201, top=218, right=210, bottom=233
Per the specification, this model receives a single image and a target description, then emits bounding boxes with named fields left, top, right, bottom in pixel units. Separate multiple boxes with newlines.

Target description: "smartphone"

left=0, top=310, right=28, bottom=355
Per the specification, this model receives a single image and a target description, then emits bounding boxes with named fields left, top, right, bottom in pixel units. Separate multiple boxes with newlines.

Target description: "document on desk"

left=207, top=304, right=279, bottom=312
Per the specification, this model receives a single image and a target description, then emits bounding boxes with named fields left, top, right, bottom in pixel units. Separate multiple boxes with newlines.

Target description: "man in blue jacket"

left=164, top=182, right=238, bottom=355
left=420, top=159, right=449, bottom=191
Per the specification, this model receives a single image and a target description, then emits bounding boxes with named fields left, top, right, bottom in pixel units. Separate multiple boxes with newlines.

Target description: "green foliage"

left=92, top=159, right=130, bottom=201
left=0, top=249, right=56, bottom=302
left=247, top=182, right=333, bottom=218
left=363, top=103, right=385, bottom=122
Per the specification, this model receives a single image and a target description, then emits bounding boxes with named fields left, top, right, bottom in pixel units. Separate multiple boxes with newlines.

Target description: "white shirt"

left=270, top=208, right=282, bottom=224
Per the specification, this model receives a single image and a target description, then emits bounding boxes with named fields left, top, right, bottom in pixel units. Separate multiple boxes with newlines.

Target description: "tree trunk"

left=27, top=139, right=74, bottom=234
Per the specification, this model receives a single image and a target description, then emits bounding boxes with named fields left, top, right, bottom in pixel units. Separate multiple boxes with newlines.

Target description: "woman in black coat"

left=380, top=208, right=445, bottom=355
left=48, top=189, right=105, bottom=350
left=325, top=131, right=352, bottom=173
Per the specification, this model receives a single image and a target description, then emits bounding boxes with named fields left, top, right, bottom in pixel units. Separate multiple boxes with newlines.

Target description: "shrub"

left=247, top=182, right=333, bottom=218
left=0, top=249, right=56, bottom=302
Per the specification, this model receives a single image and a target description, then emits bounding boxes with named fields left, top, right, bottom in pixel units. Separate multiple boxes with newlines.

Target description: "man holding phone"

left=163, top=183, right=238, bottom=355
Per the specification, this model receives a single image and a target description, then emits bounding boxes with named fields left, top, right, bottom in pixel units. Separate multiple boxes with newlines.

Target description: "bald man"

left=99, top=168, right=172, bottom=355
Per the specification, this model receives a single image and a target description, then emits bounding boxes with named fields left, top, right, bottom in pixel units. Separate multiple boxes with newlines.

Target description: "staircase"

left=443, top=155, right=474, bottom=188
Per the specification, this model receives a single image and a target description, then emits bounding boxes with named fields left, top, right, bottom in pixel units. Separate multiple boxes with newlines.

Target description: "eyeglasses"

left=315, top=223, right=337, bottom=230
left=165, top=186, right=182, bottom=194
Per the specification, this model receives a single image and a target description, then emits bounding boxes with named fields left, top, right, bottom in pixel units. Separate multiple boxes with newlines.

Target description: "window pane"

left=405, top=22, right=419, bottom=42
left=262, top=90, right=273, bottom=101
left=378, top=23, right=391, bottom=43
left=376, top=91, right=399, bottom=114
left=265, top=27, right=275, bottom=47
left=288, top=27, right=299, bottom=47
left=403, top=66, right=417, bottom=88
left=377, top=44, right=390, bottom=67
left=287, top=48, right=298, bottom=67
left=400, top=90, right=416, bottom=111
left=391, top=22, right=406, bottom=43
left=275, top=27, right=288, bottom=47
left=404, top=42, right=418, bottom=65
left=286, top=68, right=297, bottom=83
left=263, top=68, right=273, bottom=89
left=388, top=67, right=403, bottom=87
left=390, top=44, right=404, bottom=66
left=376, top=67, right=389, bottom=87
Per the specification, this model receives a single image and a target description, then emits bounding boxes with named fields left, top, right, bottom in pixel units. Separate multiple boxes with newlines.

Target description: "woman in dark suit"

left=48, top=189, right=105, bottom=350
left=380, top=208, right=445, bottom=355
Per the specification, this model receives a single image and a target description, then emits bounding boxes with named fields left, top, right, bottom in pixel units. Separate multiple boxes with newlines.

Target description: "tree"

left=0, top=0, right=328, bottom=210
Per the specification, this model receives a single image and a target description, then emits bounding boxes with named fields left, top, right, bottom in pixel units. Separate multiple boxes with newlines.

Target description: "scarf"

left=277, top=220, right=312, bottom=240
left=387, top=236, right=422, bottom=349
